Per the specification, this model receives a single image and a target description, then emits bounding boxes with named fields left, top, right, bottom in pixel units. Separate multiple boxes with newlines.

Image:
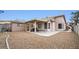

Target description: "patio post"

left=47, top=23, right=49, bottom=31
left=52, top=22, right=55, bottom=31
left=34, top=21, right=36, bottom=32
left=47, top=22, right=51, bottom=32
left=29, top=23, right=31, bottom=32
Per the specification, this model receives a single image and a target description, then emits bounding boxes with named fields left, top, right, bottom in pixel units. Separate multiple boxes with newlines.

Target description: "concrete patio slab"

left=33, top=31, right=60, bottom=36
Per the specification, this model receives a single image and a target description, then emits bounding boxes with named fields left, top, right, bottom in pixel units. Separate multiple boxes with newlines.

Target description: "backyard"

left=6, top=31, right=79, bottom=49
left=0, top=33, right=7, bottom=49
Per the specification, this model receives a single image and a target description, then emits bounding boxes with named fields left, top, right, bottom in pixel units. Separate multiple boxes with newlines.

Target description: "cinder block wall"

left=12, top=23, right=25, bottom=32
left=74, top=24, right=79, bottom=36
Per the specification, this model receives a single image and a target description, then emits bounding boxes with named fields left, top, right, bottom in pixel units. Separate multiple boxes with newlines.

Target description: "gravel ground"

left=8, top=32, right=79, bottom=49
left=0, top=33, right=7, bottom=49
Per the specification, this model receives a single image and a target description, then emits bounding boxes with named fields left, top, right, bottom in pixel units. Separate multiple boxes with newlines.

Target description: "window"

left=38, top=23, right=42, bottom=29
left=58, top=23, right=62, bottom=29
left=44, top=23, right=47, bottom=29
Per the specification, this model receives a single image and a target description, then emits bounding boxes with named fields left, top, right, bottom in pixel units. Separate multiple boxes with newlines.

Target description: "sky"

left=0, top=10, right=77, bottom=22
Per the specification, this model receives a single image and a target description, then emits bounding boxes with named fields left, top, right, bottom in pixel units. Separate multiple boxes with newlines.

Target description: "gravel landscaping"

left=0, top=33, right=7, bottom=49
left=8, top=32, right=79, bottom=49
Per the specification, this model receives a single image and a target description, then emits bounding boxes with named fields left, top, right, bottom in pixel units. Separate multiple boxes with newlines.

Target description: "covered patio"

left=25, top=20, right=48, bottom=32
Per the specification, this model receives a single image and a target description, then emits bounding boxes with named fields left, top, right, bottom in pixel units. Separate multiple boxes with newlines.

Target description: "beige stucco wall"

left=51, top=22, right=55, bottom=31
left=55, top=16, right=66, bottom=31
left=47, top=19, right=56, bottom=32
left=12, top=23, right=25, bottom=32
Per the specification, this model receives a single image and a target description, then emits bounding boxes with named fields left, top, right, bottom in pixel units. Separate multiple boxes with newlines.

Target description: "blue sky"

left=0, top=10, right=77, bottom=22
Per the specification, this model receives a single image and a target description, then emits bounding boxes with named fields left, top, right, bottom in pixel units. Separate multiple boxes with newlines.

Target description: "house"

left=0, top=21, right=11, bottom=32
left=25, top=15, right=66, bottom=32
left=0, top=21, right=25, bottom=32
left=0, top=15, right=66, bottom=32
